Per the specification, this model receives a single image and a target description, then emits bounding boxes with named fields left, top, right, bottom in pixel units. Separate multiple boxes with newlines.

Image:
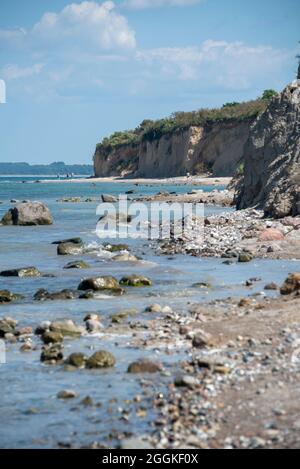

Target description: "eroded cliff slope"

left=237, top=80, right=300, bottom=218
left=94, top=100, right=267, bottom=178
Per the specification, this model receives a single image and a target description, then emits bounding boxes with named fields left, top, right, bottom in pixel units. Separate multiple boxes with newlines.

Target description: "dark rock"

left=0, top=267, right=41, bottom=277
left=34, top=289, right=76, bottom=301
left=80, top=396, right=94, bottom=406
left=0, top=290, right=20, bottom=304
left=41, top=344, right=63, bottom=364
left=52, top=237, right=83, bottom=245
left=63, top=260, right=91, bottom=269
left=79, top=290, right=94, bottom=299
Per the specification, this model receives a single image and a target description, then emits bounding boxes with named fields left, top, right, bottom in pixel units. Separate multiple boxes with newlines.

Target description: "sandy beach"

left=39, top=175, right=232, bottom=187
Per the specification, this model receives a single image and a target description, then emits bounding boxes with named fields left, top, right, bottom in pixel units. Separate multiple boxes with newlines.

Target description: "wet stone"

left=86, top=350, right=116, bottom=369
left=78, top=276, right=124, bottom=295
left=0, top=267, right=41, bottom=277
left=0, top=290, right=20, bottom=304
left=63, top=260, right=91, bottom=269
left=127, top=359, right=162, bottom=374
left=57, top=242, right=84, bottom=256
left=65, top=353, right=87, bottom=368
left=57, top=390, right=77, bottom=399
left=41, top=344, right=63, bottom=364
left=42, top=331, right=63, bottom=345
left=50, top=320, right=83, bottom=338
left=119, top=275, right=152, bottom=287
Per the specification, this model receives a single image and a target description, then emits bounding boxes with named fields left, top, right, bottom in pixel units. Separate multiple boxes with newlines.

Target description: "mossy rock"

left=119, top=275, right=152, bottom=287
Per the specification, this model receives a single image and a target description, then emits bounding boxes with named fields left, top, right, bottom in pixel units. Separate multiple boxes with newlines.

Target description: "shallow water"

left=0, top=178, right=299, bottom=448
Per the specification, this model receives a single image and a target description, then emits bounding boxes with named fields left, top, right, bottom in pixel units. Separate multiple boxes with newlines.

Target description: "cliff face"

left=237, top=81, right=300, bottom=218
left=94, top=120, right=252, bottom=178
left=93, top=144, right=139, bottom=177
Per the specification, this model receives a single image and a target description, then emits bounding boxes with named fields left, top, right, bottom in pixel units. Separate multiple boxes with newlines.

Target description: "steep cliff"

left=93, top=99, right=267, bottom=178
left=93, top=144, right=139, bottom=177
left=137, top=121, right=251, bottom=178
left=237, top=80, right=300, bottom=218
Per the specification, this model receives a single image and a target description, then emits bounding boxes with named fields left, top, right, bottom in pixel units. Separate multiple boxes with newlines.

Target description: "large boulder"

left=0, top=267, right=41, bottom=278
left=236, top=81, right=300, bottom=218
left=49, top=320, right=83, bottom=337
left=57, top=242, right=84, bottom=256
left=0, top=290, right=20, bottom=303
left=78, top=276, right=124, bottom=295
left=280, top=273, right=300, bottom=295
left=1, top=201, right=53, bottom=226
left=86, top=350, right=116, bottom=369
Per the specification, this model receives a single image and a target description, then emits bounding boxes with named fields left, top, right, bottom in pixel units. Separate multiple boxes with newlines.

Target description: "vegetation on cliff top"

left=96, top=91, right=275, bottom=152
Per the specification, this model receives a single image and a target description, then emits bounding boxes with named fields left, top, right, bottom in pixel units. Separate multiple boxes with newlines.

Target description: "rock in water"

left=57, top=242, right=84, bottom=256
left=86, top=350, right=116, bottom=369
left=65, top=353, right=87, bottom=368
left=49, top=320, right=83, bottom=337
left=63, top=260, right=90, bottom=269
left=0, top=267, right=41, bottom=277
left=1, top=201, right=53, bottom=226
left=237, top=81, right=300, bottom=218
left=52, top=237, right=83, bottom=245
left=280, top=273, right=300, bottom=295
left=57, top=390, right=77, bottom=399
left=78, top=276, right=124, bottom=295
left=127, top=359, right=162, bottom=373
left=0, top=290, right=20, bottom=304
left=101, top=194, right=118, bottom=203
left=119, top=274, right=152, bottom=287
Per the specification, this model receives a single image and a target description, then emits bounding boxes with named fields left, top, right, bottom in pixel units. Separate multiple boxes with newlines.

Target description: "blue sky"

left=0, top=0, right=299, bottom=164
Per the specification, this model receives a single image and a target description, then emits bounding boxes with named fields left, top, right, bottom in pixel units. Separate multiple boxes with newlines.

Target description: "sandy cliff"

left=94, top=120, right=252, bottom=178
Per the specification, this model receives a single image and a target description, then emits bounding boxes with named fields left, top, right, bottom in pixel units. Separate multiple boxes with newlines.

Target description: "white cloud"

left=1, top=63, right=44, bottom=80
left=0, top=1, right=136, bottom=52
left=123, top=0, right=202, bottom=9
left=136, top=40, right=290, bottom=88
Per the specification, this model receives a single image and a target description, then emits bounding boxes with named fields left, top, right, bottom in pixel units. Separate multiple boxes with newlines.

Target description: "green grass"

left=96, top=96, right=270, bottom=152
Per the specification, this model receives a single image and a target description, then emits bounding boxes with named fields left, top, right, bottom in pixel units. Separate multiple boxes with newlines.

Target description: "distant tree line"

left=0, top=161, right=93, bottom=175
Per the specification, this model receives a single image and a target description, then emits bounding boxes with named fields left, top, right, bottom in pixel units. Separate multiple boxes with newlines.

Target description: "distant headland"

left=0, top=161, right=93, bottom=176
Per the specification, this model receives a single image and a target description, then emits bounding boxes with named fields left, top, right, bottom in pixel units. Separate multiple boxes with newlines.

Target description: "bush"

left=261, top=89, right=278, bottom=101
left=96, top=98, right=268, bottom=150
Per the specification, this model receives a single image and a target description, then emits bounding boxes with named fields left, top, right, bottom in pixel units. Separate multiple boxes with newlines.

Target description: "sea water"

left=0, top=177, right=299, bottom=448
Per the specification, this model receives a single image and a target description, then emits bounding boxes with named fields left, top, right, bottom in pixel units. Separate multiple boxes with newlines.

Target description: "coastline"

left=37, top=175, right=232, bottom=187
